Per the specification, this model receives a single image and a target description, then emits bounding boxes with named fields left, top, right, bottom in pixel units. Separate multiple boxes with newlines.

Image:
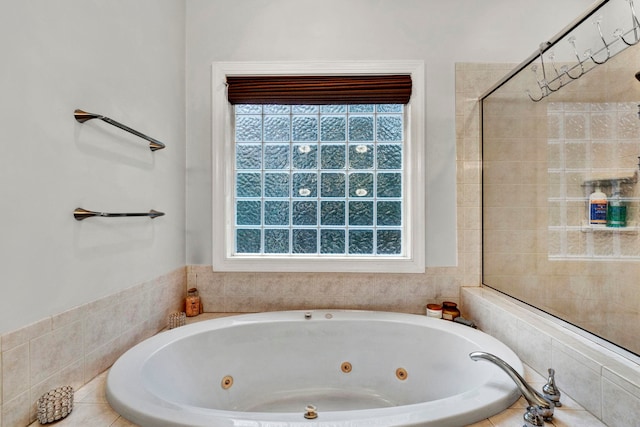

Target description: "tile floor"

left=27, top=364, right=607, bottom=427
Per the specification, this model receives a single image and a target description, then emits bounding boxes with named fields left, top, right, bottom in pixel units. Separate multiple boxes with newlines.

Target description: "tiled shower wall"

left=482, top=44, right=640, bottom=356
left=0, top=267, right=185, bottom=427
left=548, top=101, right=640, bottom=259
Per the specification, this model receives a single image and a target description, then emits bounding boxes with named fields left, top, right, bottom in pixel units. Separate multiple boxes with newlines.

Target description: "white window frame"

left=212, top=61, right=425, bottom=273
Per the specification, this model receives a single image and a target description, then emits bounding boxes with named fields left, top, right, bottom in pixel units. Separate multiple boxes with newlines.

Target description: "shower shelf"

left=581, top=171, right=638, bottom=188
left=550, top=224, right=638, bottom=233
left=579, top=222, right=638, bottom=233
left=74, top=109, right=166, bottom=151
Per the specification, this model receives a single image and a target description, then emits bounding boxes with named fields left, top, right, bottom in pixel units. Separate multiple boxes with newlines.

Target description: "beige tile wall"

left=187, top=266, right=468, bottom=315
left=0, top=267, right=185, bottom=427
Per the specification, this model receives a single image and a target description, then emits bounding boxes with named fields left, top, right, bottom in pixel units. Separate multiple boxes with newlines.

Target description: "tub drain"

left=221, top=375, right=233, bottom=389
left=341, top=362, right=352, bottom=373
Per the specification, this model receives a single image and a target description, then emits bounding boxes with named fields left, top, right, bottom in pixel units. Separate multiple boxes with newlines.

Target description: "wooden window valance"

left=226, top=75, right=412, bottom=105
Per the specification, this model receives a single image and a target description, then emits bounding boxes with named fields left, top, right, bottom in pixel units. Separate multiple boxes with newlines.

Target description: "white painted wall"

left=0, top=0, right=186, bottom=334
left=185, top=0, right=594, bottom=267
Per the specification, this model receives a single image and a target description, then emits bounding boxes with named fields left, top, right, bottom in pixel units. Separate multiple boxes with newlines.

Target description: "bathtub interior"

left=107, top=311, right=522, bottom=426
left=140, top=313, right=507, bottom=412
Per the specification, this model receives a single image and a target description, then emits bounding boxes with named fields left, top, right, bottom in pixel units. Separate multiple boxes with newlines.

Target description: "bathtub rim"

left=106, top=310, right=523, bottom=427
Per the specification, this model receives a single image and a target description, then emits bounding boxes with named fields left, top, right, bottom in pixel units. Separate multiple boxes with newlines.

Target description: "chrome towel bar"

left=73, top=207, right=165, bottom=221
left=74, top=109, right=166, bottom=151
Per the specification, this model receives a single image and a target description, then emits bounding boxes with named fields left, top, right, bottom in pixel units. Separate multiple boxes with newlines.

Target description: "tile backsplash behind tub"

left=0, top=267, right=185, bottom=427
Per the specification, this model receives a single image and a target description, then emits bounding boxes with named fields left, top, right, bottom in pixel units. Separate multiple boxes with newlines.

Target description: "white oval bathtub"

left=106, top=310, right=522, bottom=427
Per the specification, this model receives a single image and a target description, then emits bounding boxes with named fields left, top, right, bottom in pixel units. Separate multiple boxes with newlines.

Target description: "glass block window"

left=234, top=104, right=404, bottom=256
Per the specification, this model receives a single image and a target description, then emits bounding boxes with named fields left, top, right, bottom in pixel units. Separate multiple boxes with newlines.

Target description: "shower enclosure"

left=482, top=0, right=640, bottom=357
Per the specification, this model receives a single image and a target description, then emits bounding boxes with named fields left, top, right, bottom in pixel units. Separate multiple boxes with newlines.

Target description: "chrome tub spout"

left=470, top=351, right=554, bottom=421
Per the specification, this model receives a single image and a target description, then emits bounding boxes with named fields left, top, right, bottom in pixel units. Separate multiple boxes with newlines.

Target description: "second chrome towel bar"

left=74, top=109, right=166, bottom=151
left=73, top=207, right=165, bottom=221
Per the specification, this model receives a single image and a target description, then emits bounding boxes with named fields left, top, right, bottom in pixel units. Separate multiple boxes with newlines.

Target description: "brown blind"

left=226, top=75, right=412, bottom=105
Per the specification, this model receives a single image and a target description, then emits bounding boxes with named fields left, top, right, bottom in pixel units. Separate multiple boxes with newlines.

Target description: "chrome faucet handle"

left=469, top=352, right=554, bottom=420
left=524, top=405, right=545, bottom=427
left=542, top=368, right=562, bottom=407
